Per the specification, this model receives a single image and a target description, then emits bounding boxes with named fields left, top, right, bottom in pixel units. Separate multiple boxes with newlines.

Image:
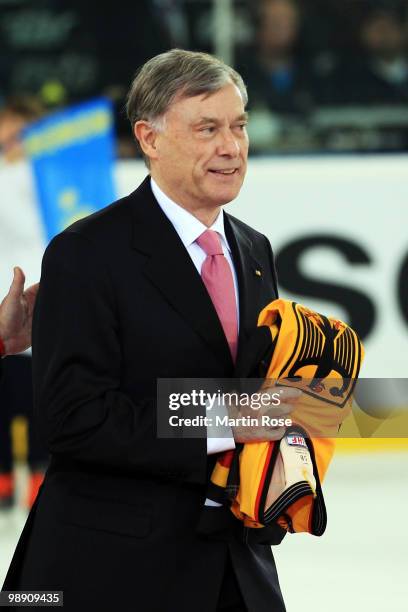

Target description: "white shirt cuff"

left=206, top=398, right=235, bottom=455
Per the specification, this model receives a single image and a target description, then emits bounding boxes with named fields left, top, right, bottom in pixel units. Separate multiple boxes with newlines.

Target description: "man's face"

left=151, top=82, right=249, bottom=212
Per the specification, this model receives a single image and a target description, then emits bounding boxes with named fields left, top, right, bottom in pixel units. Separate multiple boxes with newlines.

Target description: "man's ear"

left=134, top=121, right=160, bottom=161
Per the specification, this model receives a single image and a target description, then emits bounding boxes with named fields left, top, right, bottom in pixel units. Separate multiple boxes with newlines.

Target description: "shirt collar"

left=150, top=177, right=230, bottom=251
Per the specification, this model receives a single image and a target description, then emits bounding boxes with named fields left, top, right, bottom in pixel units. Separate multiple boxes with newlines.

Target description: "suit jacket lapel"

left=224, top=214, right=265, bottom=363
left=129, top=177, right=233, bottom=370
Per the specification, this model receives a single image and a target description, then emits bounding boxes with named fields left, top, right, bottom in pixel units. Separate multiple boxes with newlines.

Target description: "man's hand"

left=231, top=386, right=301, bottom=443
left=0, top=267, right=39, bottom=356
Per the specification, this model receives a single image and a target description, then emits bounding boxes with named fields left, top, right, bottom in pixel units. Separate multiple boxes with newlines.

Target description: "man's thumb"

left=8, top=266, right=25, bottom=297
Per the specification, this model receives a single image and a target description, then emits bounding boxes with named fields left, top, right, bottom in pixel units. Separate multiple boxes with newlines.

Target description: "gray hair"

left=126, top=49, right=248, bottom=162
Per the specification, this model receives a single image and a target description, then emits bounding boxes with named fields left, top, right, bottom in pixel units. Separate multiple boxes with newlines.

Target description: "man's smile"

left=208, top=168, right=239, bottom=175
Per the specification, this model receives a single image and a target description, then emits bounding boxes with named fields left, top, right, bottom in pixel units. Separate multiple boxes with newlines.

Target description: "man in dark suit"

left=2, top=50, right=299, bottom=611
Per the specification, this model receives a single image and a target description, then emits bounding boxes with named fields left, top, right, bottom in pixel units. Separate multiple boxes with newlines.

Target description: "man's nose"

left=217, top=129, right=240, bottom=157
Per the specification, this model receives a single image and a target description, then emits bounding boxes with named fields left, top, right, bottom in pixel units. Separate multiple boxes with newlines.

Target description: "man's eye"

left=235, top=123, right=247, bottom=131
left=201, top=126, right=216, bottom=133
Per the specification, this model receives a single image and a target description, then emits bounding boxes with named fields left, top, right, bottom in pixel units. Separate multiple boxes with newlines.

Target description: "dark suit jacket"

left=2, top=177, right=285, bottom=612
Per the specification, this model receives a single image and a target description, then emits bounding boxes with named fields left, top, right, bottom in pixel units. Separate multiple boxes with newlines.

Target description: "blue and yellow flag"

left=23, top=98, right=116, bottom=241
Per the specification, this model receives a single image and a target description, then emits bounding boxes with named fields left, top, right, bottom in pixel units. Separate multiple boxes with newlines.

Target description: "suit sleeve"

left=32, top=231, right=206, bottom=484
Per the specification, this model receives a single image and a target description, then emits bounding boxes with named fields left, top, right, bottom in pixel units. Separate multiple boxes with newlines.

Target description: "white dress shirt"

left=151, top=178, right=236, bottom=457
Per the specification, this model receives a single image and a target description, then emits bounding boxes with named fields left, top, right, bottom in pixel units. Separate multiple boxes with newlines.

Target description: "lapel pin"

left=255, top=269, right=262, bottom=277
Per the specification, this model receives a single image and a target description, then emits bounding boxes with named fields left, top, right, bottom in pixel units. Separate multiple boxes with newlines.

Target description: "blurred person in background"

left=238, top=0, right=317, bottom=117
left=0, top=267, right=42, bottom=511
left=0, top=268, right=39, bottom=508
left=353, top=6, right=408, bottom=104
left=0, top=96, right=44, bottom=164
left=236, top=0, right=339, bottom=152
left=0, top=100, right=47, bottom=510
left=329, top=5, right=408, bottom=105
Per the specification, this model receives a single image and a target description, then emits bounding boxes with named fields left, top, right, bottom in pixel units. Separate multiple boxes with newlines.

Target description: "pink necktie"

left=196, top=230, right=238, bottom=362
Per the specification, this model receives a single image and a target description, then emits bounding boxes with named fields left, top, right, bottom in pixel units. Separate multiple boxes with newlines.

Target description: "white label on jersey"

left=287, top=434, right=307, bottom=447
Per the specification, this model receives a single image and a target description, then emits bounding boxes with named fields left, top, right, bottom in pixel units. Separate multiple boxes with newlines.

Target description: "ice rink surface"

left=1, top=452, right=407, bottom=612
